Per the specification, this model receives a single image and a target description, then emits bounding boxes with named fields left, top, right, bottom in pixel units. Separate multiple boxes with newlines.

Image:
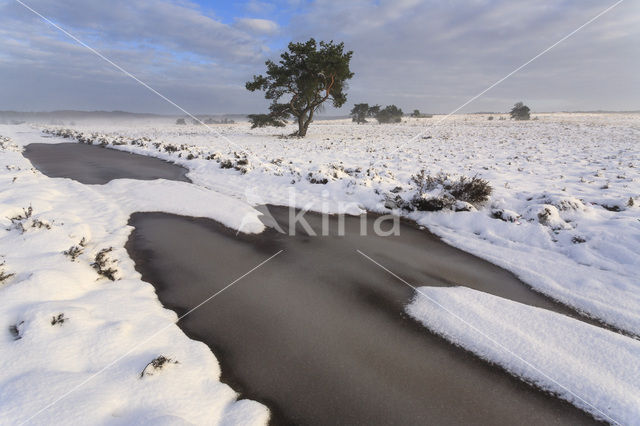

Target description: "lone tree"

left=350, top=103, right=370, bottom=124
left=411, top=109, right=422, bottom=117
left=510, top=102, right=531, bottom=120
left=376, top=105, right=403, bottom=123
left=246, top=38, right=354, bottom=137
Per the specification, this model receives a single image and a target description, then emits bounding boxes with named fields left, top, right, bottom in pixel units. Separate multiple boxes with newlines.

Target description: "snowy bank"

left=0, top=125, right=268, bottom=424
left=407, top=286, right=640, bottom=425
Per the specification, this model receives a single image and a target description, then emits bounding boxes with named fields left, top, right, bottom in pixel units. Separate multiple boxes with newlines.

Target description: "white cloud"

left=1, top=0, right=269, bottom=63
left=235, top=18, right=279, bottom=35
left=0, top=0, right=274, bottom=113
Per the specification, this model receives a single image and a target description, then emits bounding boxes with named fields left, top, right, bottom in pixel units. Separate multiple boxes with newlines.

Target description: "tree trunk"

left=305, top=109, right=315, bottom=129
left=297, top=114, right=307, bottom=137
left=295, top=108, right=314, bottom=137
left=297, top=109, right=314, bottom=137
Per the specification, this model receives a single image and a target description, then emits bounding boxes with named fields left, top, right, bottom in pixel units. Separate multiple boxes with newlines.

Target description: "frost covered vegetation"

left=90, top=247, right=120, bottom=281
left=0, top=260, right=14, bottom=284
left=140, top=355, right=179, bottom=378
left=390, top=171, right=492, bottom=212
left=2, top=112, right=640, bottom=423
left=63, top=237, right=87, bottom=261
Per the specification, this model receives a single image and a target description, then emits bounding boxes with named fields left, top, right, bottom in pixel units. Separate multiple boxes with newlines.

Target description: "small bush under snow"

left=140, top=356, right=179, bottom=378
left=91, top=247, right=120, bottom=281
left=524, top=204, right=570, bottom=230
left=387, top=171, right=493, bottom=212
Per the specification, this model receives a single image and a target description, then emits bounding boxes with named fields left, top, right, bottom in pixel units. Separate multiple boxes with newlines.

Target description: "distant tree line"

left=350, top=103, right=405, bottom=124
left=349, top=105, right=437, bottom=124
left=410, top=109, right=433, bottom=118
left=176, top=117, right=235, bottom=125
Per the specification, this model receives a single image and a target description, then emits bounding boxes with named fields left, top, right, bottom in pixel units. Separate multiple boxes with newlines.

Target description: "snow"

left=39, top=113, right=640, bottom=334
left=102, top=179, right=265, bottom=234
left=0, top=125, right=268, bottom=425
left=406, top=286, right=640, bottom=425
left=1, top=112, right=639, bottom=423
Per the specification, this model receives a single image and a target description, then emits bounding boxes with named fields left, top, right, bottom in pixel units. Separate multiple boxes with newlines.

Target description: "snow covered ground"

left=42, top=113, right=640, bottom=333
left=0, top=126, right=267, bottom=425
left=1, top=112, right=639, bottom=423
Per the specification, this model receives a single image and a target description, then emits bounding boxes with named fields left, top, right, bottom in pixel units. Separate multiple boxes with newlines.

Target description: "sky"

left=0, top=0, right=638, bottom=114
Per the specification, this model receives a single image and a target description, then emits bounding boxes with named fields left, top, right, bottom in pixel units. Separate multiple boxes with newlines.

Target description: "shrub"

left=176, top=118, right=186, bottom=125
left=64, top=245, right=83, bottom=260
left=491, top=208, right=520, bottom=222
left=376, top=105, right=403, bottom=123
left=140, top=356, right=179, bottom=378
left=0, top=261, right=14, bottom=284
left=247, top=114, right=286, bottom=128
left=31, top=219, right=51, bottom=230
left=448, top=175, right=493, bottom=204
left=510, top=102, right=531, bottom=120
left=367, top=104, right=380, bottom=118
left=572, top=236, right=586, bottom=244
left=350, top=103, right=370, bottom=124
left=307, top=174, right=329, bottom=184
left=220, top=159, right=234, bottom=169
left=10, top=205, right=33, bottom=221
left=64, top=237, right=87, bottom=261
left=9, top=321, right=23, bottom=340
left=51, top=313, right=66, bottom=326
left=411, top=196, right=450, bottom=211
left=408, top=171, right=492, bottom=211
left=9, top=205, right=34, bottom=234
left=91, top=248, right=119, bottom=281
